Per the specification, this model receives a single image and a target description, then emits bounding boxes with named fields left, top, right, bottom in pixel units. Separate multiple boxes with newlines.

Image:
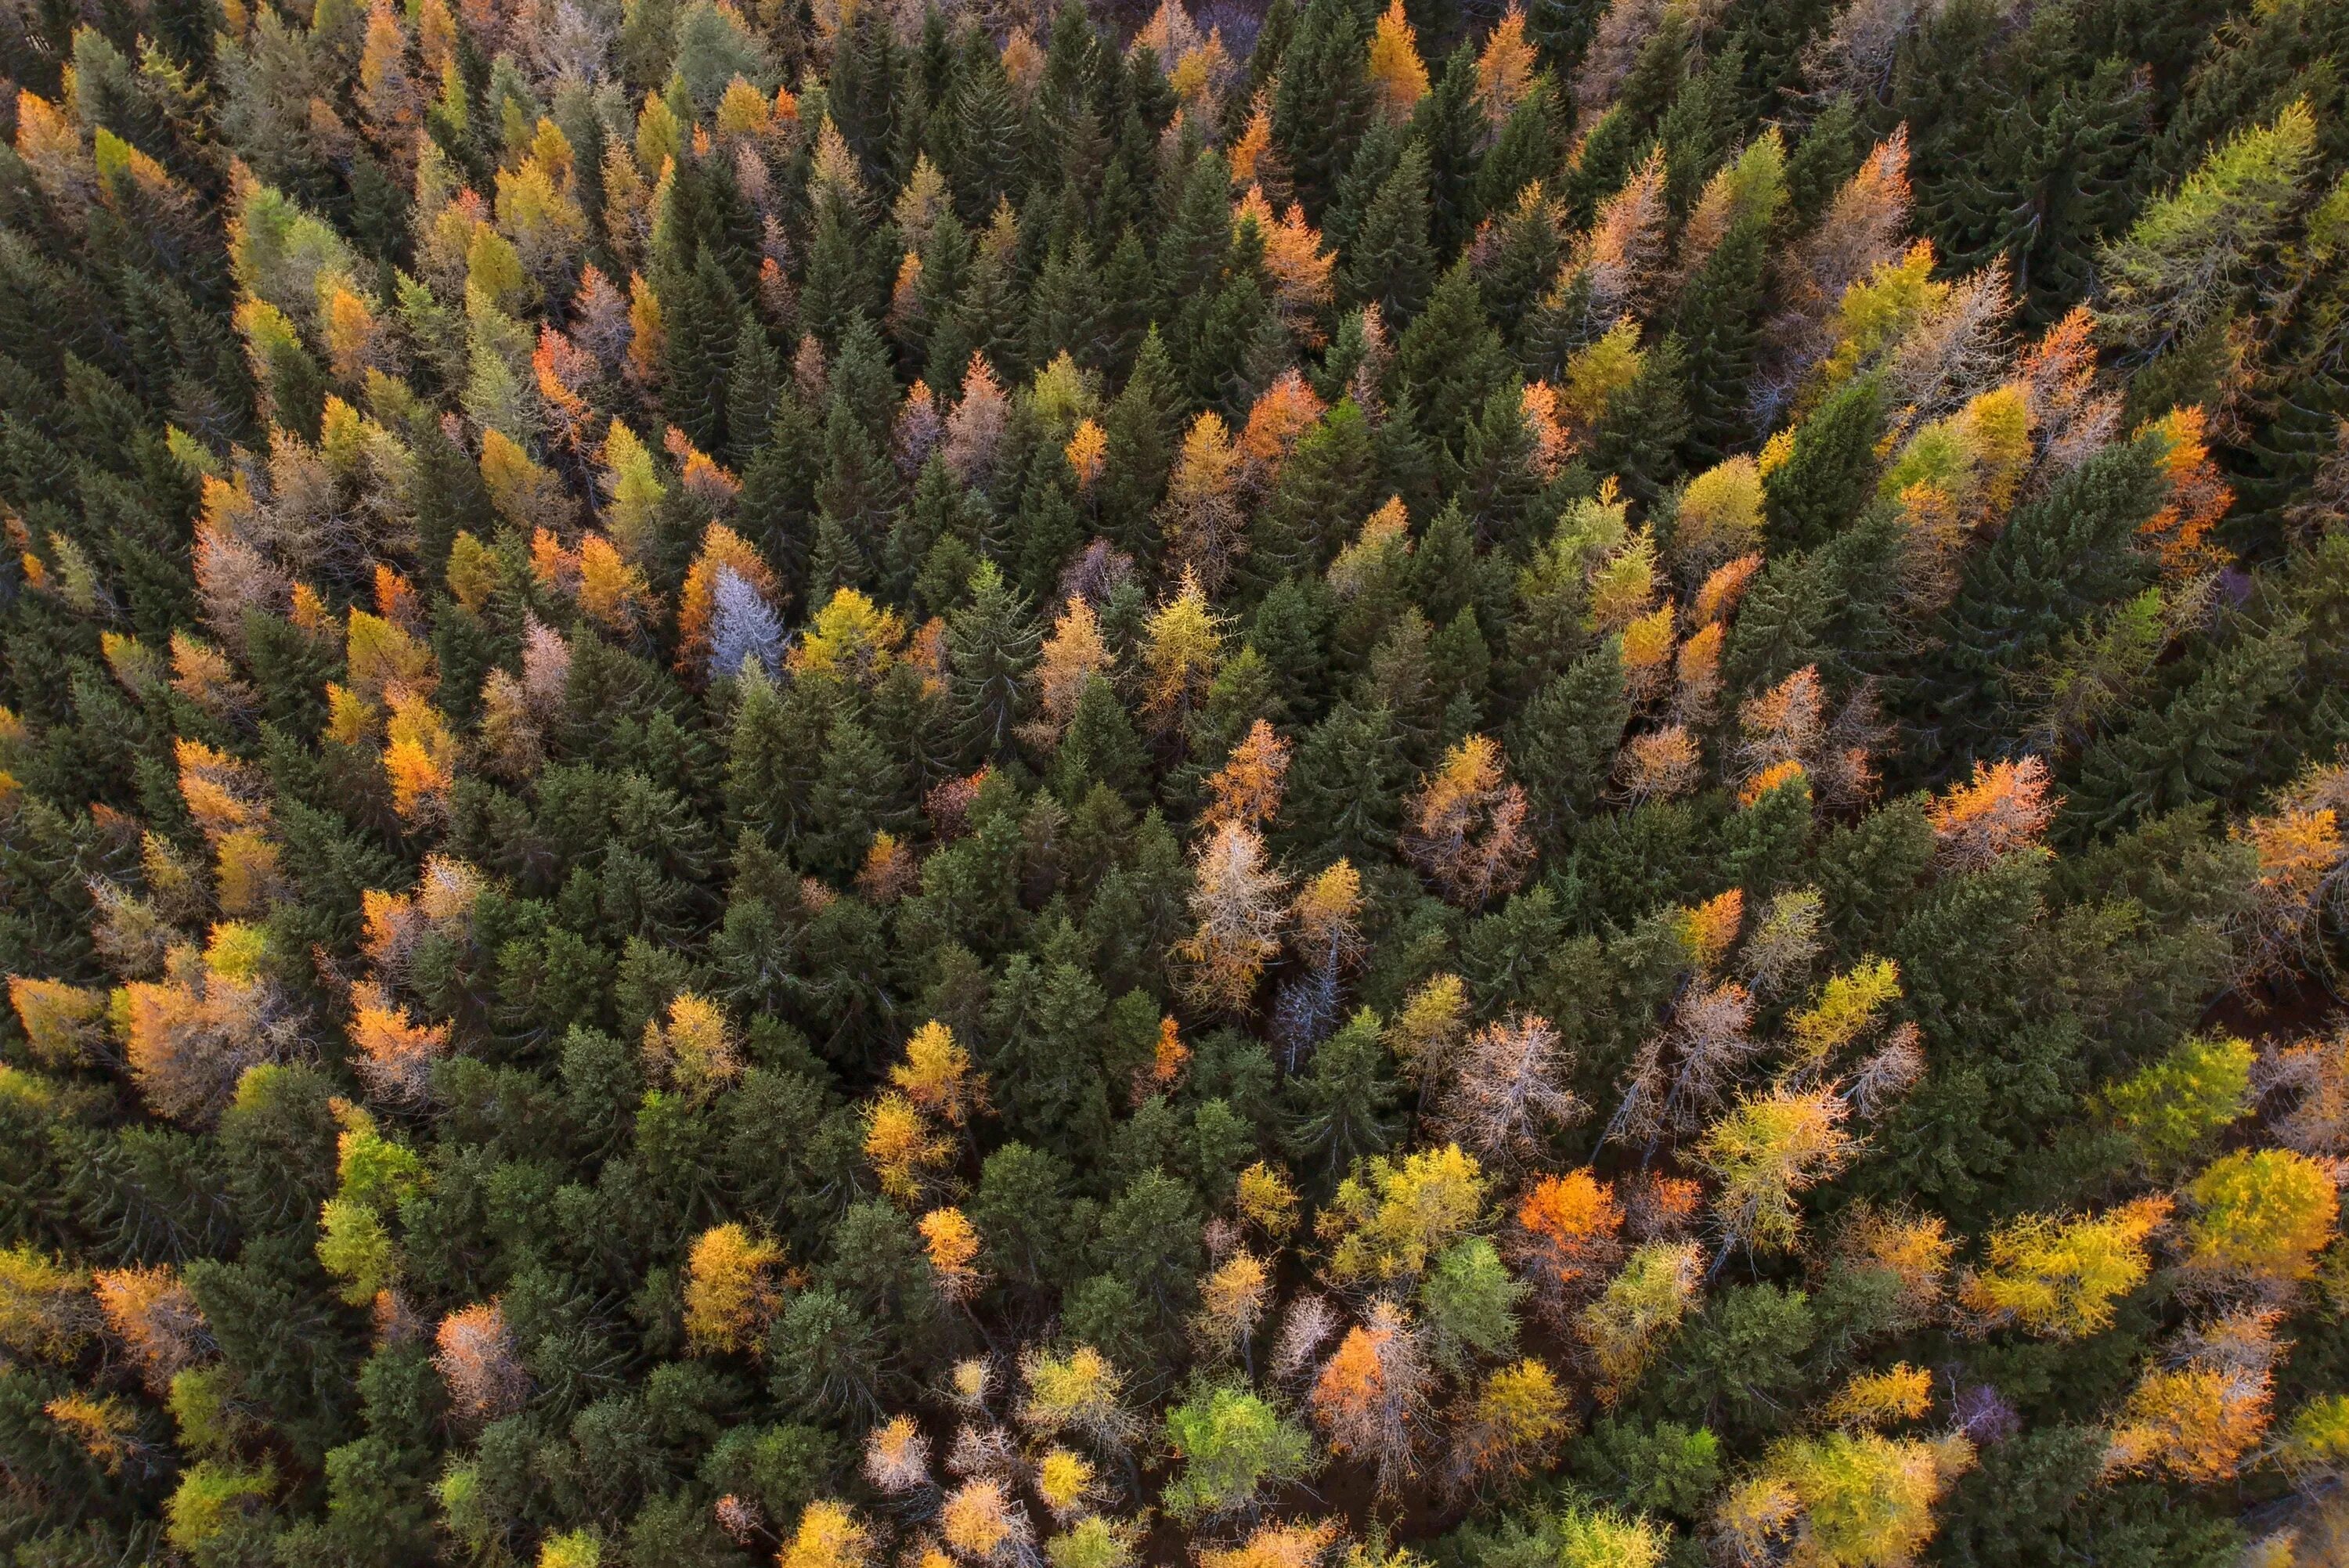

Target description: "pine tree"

left=1272, top=0, right=1376, bottom=218
left=1341, top=141, right=1438, bottom=328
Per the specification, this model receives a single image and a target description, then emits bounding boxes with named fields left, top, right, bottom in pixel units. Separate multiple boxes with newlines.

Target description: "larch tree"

left=1177, top=820, right=1291, bottom=1016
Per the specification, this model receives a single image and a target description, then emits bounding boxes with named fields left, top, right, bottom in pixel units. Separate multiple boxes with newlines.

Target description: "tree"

left=2103, top=1310, right=2282, bottom=1483
left=2098, top=99, right=2320, bottom=363
left=1956, top=1199, right=2171, bottom=1338
left=433, top=1302, right=527, bottom=1426
left=1160, top=413, right=1248, bottom=595
left=2102, top=1033, right=2254, bottom=1175
left=1401, top=735, right=1535, bottom=907
left=1309, top=1299, right=1429, bottom=1494
left=1701, top=1084, right=1860, bottom=1258
left=1019, top=1344, right=1142, bottom=1452
left=2179, top=1148, right=2340, bottom=1287
left=1161, top=1379, right=1315, bottom=1520
left=1578, top=1239, right=1702, bottom=1404
left=1341, top=142, right=1435, bottom=326
left=685, top=1224, right=785, bottom=1354
left=1506, top=1170, right=1626, bottom=1324
left=1447, top=1357, right=1571, bottom=1489
left=1716, top=1429, right=1976, bottom=1568
left=1319, top=1144, right=1488, bottom=1286
left=948, top=561, right=1041, bottom=764
left=1437, top=1012, right=1586, bottom=1165
left=1366, top=2, right=1429, bottom=124
left=1178, top=821, right=1290, bottom=1015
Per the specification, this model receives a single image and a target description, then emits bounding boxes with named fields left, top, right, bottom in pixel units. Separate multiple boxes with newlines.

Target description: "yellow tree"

left=864, top=1414, right=931, bottom=1495
left=1446, top=1357, right=1571, bottom=1489
left=1319, top=1144, right=1488, bottom=1285
left=1235, top=1161, right=1301, bottom=1239
left=1578, top=1239, right=1701, bottom=1404
left=94, top=1263, right=209, bottom=1390
left=1159, top=414, right=1247, bottom=593
left=684, top=1223, right=784, bottom=1355
left=2230, top=788, right=2349, bottom=989
left=2179, top=1148, right=2340, bottom=1289
left=1821, top=1364, right=1933, bottom=1429
left=891, top=1020, right=988, bottom=1126
left=1784, top=957, right=1902, bottom=1083
left=866, top=1093, right=954, bottom=1204
left=640, top=993, right=742, bottom=1101
left=1198, top=1520, right=1343, bottom=1568
left=1384, top=973, right=1470, bottom=1090
left=920, top=1207, right=984, bottom=1302
left=1697, top=1087, right=1860, bottom=1259
left=1366, top=0, right=1429, bottom=122
left=781, top=1502, right=874, bottom=1568
left=1193, top=1250, right=1272, bottom=1359
left=1957, top=1198, right=2172, bottom=1337
left=1716, top=1430, right=1975, bottom=1568
left=1018, top=1344, right=1142, bottom=1450
left=6, top=978, right=105, bottom=1068
left=1475, top=5, right=1539, bottom=129
left=1669, top=456, right=1766, bottom=578
left=1140, top=568, right=1223, bottom=737
left=0, top=1244, right=95, bottom=1364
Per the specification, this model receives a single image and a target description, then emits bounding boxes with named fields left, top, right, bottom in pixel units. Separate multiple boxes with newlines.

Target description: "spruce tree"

left=1341, top=140, right=1438, bottom=327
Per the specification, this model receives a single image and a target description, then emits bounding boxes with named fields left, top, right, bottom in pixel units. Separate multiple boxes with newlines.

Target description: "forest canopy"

left=4, top=0, right=2349, bottom=1565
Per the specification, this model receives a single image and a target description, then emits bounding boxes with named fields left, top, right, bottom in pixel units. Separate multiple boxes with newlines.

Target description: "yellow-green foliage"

left=2099, top=1034, right=2253, bottom=1172
left=1319, top=1144, right=1489, bottom=1284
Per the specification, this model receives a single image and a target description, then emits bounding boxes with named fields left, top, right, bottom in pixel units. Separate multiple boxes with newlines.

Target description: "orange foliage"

left=677, top=524, right=778, bottom=676
left=1236, top=201, right=1336, bottom=345
left=1200, top=720, right=1292, bottom=834
left=575, top=532, right=658, bottom=634
left=94, top=1263, right=208, bottom=1390
left=346, top=978, right=452, bottom=1103
left=1145, top=1015, right=1191, bottom=1098
left=1925, top=757, right=2057, bottom=871
left=2139, top=407, right=2234, bottom=577
left=1024, top=596, right=1114, bottom=748
left=1237, top=367, right=1327, bottom=478
left=1402, top=735, right=1535, bottom=907
left=435, top=1300, right=527, bottom=1423
left=2105, top=1311, right=2282, bottom=1483
left=1507, top=1169, right=1626, bottom=1316
left=1476, top=5, right=1539, bottom=128
left=1310, top=1300, right=1429, bottom=1494
left=1064, top=418, right=1107, bottom=491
